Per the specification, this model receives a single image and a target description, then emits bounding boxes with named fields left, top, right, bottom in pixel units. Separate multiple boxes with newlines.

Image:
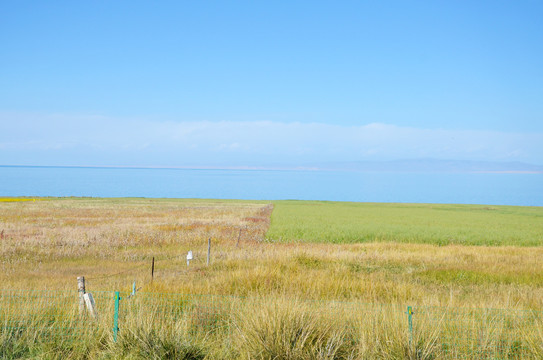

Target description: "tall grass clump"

left=103, top=292, right=239, bottom=359
left=0, top=317, right=108, bottom=360
left=105, top=327, right=206, bottom=360
left=349, top=304, right=413, bottom=359
left=233, top=297, right=356, bottom=360
left=0, top=289, right=111, bottom=359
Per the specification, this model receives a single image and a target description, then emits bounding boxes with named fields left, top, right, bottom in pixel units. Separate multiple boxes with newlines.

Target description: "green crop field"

left=267, top=200, right=543, bottom=246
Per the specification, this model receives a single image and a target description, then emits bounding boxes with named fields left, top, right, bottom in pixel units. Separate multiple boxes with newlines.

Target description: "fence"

left=1, top=289, right=542, bottom=359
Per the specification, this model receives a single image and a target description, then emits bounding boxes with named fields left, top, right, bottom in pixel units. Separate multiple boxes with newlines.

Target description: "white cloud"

left=0, top=112, right=542, bottom=166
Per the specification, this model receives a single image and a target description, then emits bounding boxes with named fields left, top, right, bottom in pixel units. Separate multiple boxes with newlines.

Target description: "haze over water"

left=1, top=166, right=541, bottom=207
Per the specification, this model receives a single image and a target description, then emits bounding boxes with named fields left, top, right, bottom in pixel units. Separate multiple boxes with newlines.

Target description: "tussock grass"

left=233, top=297, right=355, bottom=360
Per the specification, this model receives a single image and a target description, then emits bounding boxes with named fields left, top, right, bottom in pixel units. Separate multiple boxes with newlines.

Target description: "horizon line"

left=1, top=162, right=542, bottom=174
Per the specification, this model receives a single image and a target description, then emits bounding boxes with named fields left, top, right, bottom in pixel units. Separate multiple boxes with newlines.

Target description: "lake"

left=1, top=166, right=542, bottom=206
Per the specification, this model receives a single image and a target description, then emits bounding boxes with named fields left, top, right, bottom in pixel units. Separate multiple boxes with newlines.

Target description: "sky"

left=1, top=1, right=542, bottom=167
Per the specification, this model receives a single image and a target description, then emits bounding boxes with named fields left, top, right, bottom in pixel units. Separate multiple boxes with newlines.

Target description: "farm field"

left=267, top=200, right=543, bottom=246
left=1, top=197, right=543, bottom=359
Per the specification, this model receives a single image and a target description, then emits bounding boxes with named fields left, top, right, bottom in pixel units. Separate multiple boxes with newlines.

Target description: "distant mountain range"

left=2, top=160, right=542, bottom=173
left=312, top=159, right=543, bottom=173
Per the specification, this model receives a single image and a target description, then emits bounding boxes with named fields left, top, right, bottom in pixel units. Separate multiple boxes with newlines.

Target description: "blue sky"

left=1, top=1, right=542, bottom=167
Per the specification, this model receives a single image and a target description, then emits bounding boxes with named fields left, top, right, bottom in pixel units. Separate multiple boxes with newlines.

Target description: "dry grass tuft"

left=234, top=297, right=355, bottom=360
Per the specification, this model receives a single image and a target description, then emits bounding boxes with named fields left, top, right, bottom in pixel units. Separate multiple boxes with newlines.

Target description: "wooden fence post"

left=151, top=257, right=155, bottom=281
left=77, top=276, right=86, bottom=315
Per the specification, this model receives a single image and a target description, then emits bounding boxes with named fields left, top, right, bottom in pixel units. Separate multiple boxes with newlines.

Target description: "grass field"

left=267, top=201, right=543, bottom=246
left=1, top=198, right=543, bottom=359
left=0, top=198, right=271, bottom=290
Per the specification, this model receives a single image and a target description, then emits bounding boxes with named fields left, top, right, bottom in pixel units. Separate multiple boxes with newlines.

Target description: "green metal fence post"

left=113, top=291, right=120, bottom=342
left=407, top=306, right=413, bottom=348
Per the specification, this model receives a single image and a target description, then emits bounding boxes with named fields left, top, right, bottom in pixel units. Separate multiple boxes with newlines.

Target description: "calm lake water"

left=1, top=166, right=542, bottom=206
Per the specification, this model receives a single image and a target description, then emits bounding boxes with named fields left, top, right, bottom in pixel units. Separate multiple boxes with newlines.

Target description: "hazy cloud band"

left=1, top=113, right=541, bottom=166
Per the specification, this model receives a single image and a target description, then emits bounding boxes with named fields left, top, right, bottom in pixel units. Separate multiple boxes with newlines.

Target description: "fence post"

left=407, top=306, right=413, bottom=348
left=113, top=291, right=120, bottom=342
left=151, top=257, right=155, bottom=281
left=77, top=276, right=86, bottom=315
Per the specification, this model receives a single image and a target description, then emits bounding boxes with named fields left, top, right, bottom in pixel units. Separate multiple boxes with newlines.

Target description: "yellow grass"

left=0, top=197, right=541, bottom=309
